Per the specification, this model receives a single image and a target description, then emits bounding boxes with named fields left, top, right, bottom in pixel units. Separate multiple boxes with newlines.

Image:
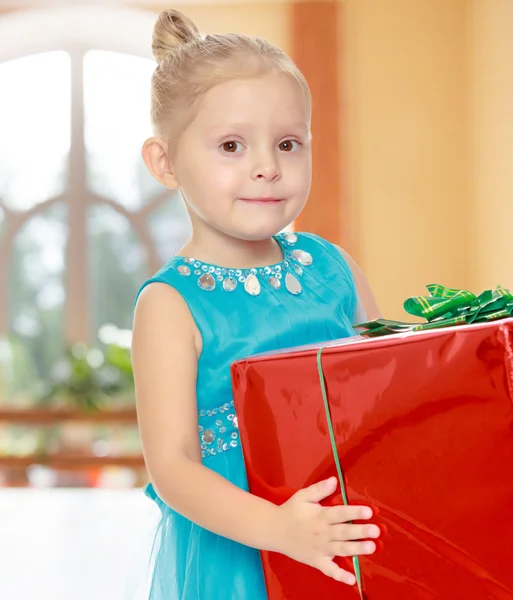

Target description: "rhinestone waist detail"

left=198, top=400, right=240, bottom=459
left=176, top=232, right=313, bottom=296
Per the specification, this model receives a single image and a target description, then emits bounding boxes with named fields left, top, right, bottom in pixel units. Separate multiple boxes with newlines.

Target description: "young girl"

left=132, top=9, right=382, bottom=599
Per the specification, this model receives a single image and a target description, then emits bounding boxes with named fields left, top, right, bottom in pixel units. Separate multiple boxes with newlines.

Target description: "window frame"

left=0, top=6, right=170, bottom=344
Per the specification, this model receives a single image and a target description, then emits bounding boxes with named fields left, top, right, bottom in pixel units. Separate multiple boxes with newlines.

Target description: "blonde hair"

left=150, top=9, right=311, bottom=140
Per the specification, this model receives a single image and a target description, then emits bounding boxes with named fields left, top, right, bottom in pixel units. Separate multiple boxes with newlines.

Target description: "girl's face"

left=170, top=73, right=312, bottom=241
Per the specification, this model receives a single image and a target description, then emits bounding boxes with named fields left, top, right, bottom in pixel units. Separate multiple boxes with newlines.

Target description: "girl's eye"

left=221, top=141, right=244, bottom=153
left=278, top=139, right=301, bottom=152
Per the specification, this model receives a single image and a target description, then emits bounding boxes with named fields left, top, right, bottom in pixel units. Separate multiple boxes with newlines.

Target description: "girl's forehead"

left=194, top=75, right=309, bottom=126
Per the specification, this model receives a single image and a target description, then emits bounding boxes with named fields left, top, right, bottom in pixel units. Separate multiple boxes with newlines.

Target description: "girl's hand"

left=275, top=477, right=379, bottom=585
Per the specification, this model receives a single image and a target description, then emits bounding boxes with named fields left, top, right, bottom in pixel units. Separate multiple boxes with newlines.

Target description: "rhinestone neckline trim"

left=175, top=232, right=313, bottom=296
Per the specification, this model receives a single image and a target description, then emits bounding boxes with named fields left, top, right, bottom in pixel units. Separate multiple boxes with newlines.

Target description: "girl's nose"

left=251, top=152, right=281, bottom=182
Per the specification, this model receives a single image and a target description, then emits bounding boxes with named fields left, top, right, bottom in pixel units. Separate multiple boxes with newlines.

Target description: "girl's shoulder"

left=134, top=256, right=186, bottom=307
left=292, top=231, right=354, bottom=278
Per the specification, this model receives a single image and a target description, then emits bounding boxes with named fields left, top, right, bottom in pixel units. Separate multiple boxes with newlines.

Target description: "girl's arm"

left=132, top=282, right=281, bottom=551
left=337, top=247, right=382, bottom=322
left=132, top=282, right=378, bottom=585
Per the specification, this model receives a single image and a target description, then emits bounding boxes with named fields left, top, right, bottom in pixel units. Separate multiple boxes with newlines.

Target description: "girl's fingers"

left=328, top=540, right=376, bottom=557
left=318, top=558, right=357, bottom=585
left=324, top=504, right=372, bottom=524
left=329, top=523, right=380, bottom=542
left=296, top=477, right=338, bottom=503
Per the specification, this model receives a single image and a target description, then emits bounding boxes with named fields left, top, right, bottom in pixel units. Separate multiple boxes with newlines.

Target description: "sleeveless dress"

left=135, top=232, right=358, bottom=600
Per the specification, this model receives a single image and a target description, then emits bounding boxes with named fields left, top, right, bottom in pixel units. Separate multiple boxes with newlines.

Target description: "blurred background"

left=0, top=0, right=512, bottom=597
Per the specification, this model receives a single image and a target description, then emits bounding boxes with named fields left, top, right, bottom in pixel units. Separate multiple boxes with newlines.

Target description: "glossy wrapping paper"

left=231, top=320, right=513, bottom=599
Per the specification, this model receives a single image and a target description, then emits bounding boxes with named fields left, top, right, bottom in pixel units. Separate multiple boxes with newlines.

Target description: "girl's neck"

left=178, top=229, right=285, bottom=270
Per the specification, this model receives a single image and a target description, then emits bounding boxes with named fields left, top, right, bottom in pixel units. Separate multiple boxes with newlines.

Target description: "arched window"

left=0, top=7, right=191, bottom=402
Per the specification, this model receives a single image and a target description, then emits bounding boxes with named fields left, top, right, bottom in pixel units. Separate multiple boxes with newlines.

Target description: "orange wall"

left=342, top=0, right=470, bottom=318
left=292, top=1, right=343, bottom=244
left=470, top=0, right=513, bottom=292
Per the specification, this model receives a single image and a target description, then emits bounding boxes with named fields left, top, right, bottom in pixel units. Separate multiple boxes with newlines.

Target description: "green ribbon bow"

left=355, top=284, right=513, bottom=337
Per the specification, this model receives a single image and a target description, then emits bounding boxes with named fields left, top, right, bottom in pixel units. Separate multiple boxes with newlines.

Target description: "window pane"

left=88, top=204, right=147, bottom=341
left=4, top=204, right=67, bottom=403
left=147, top=191, right=192, bottom=262
left=0, top=52, right=70, bottom=210
left=84, top=50, right=161, bottom=209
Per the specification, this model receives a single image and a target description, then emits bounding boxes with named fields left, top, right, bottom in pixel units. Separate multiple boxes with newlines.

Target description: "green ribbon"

left=316, top=348, right=364, bottom=598
left=356, top=283, right=513, bottom=337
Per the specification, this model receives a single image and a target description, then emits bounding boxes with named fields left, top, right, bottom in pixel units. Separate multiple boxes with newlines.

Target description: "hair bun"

left=152, top=9, right=201, bottom=64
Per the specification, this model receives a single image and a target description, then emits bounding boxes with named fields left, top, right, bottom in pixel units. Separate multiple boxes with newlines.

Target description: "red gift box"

left=231, top=320, right=513, bottom=599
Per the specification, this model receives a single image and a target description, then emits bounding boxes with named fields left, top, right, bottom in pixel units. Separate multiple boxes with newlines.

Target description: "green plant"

left=37, top=341, right=134, bottom=411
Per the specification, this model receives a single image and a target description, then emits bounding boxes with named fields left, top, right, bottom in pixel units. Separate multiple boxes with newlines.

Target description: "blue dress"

left=135, top=232, right=358, bottom=600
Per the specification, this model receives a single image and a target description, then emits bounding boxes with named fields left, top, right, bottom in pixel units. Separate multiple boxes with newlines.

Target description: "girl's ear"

left=142, top=137, right=178, bottom=189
